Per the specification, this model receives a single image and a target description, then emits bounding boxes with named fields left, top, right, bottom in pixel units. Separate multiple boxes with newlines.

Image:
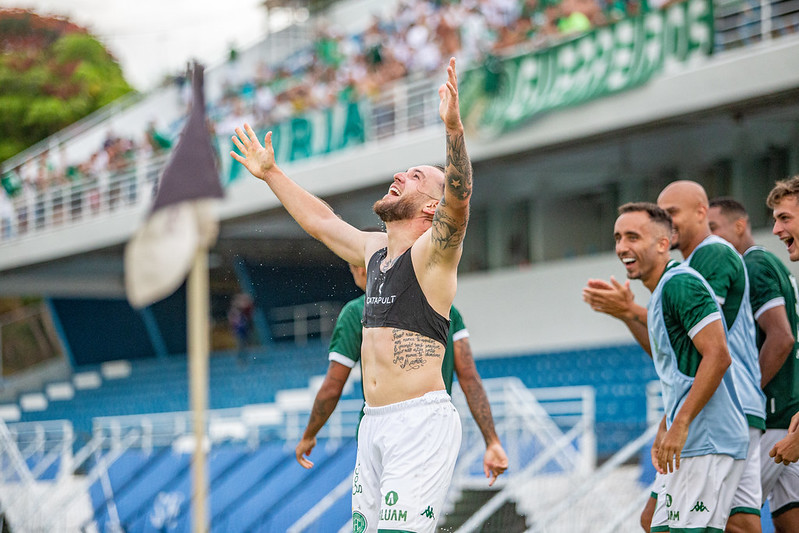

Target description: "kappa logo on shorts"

left=352, top=511, right=367, bottom=533
left=421, top=506, right=435, bottom=520
left=690, top=501, right=710, bottom=513
left=385, top=491, right=399, bottom=506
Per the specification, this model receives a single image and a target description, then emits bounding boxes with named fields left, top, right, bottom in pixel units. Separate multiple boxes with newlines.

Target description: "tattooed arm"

left=296, top=361, right=351, bottom=468
left=432, top=57, right=472, bottom=258
left=453, top=337, right=508, bottom=486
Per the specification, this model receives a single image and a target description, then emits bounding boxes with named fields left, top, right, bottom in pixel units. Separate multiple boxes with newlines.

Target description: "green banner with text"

left=226, top=100, right=365, bottom=184
left=459, top=0, right=714, bottom=135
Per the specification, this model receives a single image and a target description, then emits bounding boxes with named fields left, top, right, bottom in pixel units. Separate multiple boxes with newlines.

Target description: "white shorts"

left=651, top=454, right=745, bottom=532
left=650, top=472, right=667, bottom=526
left=730, top=427, right=762, bottom=517
left=761, top=429, right=799, bottom=516
left=351, top=390, right=461, bottom=533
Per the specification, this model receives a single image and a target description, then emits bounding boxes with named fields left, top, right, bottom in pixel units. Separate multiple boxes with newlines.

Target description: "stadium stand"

left=1, top=0, right=798, bottom=529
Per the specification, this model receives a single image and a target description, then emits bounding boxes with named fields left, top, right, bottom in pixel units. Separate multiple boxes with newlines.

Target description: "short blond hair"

left=767, top=176, right=799, bottom=208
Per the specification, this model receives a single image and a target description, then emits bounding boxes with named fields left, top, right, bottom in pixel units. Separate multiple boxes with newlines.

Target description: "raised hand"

left=582, top=276, right=636, bottom=320
left=230, top=123, right=276, bottom=180
left=438, top=57, right=463, bottom=132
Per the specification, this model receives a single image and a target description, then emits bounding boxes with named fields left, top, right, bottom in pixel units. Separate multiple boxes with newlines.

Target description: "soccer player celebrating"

left=708, top=196, right=799, bottom=532
left=232, top=58, right=472, bottom=533
left=613, top=202, right=749, bottom=532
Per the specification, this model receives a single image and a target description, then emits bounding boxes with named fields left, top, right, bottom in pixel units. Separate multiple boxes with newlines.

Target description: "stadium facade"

left=0, top=0, right=798, bottom=530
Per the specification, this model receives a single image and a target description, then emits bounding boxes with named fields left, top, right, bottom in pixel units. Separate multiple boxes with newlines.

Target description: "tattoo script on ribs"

left=392, top=329, right=441, bottom=370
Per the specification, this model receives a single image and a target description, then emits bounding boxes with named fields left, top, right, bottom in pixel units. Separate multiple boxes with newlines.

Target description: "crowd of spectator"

left=0, top=125, right=172, bottom=238
left=1, top=0, right=641, bottom=240
left=211, top=0, right=637, bottom=133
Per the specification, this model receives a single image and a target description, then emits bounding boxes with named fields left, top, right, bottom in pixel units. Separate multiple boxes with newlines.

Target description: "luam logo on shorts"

left=380, top=508, right=408, bottom=522
left=385, top=491, right=399, bottom=506
left=352, top=511, right=367, bottom=533
left=421, top=506, right=435, bottom=520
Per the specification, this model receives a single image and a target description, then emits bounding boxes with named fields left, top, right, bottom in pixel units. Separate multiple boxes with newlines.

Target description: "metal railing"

left=0, top=420, right=142, bottom=532
left=0, top=76, right=439, bottom=246
left=449, top=380, right=596, bottom=532
left=715, top=0, right=799, bottom=50
left=267, top=300, right=343, bottom=344
left=3, top=0, right=796, bottom=247
left=1, top=151, right=169, bottom=242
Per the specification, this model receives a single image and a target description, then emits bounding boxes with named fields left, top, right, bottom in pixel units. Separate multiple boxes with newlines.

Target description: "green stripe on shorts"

left=668, top=527, right=724, bottom=533
left=730, top=506, right=760, bottom=516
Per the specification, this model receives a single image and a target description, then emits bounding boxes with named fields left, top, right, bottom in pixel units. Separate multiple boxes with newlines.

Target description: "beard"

left=373, top=194, right=420, bottom=222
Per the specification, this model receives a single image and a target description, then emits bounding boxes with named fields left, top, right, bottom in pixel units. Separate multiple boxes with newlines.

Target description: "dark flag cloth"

left=125, top=62, right=224, bottom=309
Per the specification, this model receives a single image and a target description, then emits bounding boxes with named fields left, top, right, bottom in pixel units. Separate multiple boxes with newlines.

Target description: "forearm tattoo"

left=307, top=396, right=337, bottom=433
left=461, top=379, right=498, bottom=443
left=432, top=130, right=472, bottom=251
left=432, top=207, right=465, bottom=249
left=392, top=329, right=442, bottom=371
left=445, top=130, right=472, bottom=201
left=307, top=376, right=346, bottom=433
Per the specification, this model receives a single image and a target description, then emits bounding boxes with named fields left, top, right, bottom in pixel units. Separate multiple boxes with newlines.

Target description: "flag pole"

left=188, top=248, right=210, bottom=533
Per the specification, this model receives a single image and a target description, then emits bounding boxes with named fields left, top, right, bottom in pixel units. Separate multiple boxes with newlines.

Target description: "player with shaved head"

left=585, top=181, right=765, bottom=533
left=613, top=202, right=748, bottom=532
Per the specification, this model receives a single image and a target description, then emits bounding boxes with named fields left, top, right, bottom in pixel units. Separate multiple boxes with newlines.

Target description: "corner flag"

left=125, top=63, right=224, bottom=309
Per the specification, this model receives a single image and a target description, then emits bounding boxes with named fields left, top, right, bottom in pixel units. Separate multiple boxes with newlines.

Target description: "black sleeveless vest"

left=362, top=247, right=450, bottom=346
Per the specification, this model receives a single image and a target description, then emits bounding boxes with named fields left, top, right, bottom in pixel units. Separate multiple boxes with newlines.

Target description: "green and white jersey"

left=327, top=297, right=468, bottom=395
left=687, top=235, right=766, bottom=429
left=648, top=261, right=749, bottom=459
left=328, top=295, right=365, bottom=370
left=443, top=306, right=468, bottom=395
left=744, top=246, right=799, bottom=429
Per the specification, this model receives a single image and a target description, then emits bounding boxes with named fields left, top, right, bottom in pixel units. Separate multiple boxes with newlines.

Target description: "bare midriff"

left=361, top=326, right=446, bottom=406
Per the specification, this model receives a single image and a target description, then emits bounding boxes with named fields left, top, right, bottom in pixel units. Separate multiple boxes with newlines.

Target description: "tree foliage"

left=0, top=9, right=134, bottom=163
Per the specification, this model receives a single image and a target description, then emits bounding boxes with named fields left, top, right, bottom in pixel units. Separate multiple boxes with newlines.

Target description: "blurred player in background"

left=708, top=196, right=799, bottom=532
left=294, top=260, right=508, bottom=487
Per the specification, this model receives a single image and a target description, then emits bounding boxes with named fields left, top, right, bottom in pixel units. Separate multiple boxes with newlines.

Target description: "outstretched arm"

left=454, top=337, right=508, bottom=486
left=231, top=125, right=372, bottom=266
left=431, top=58, right=472, bottom=263
left=296, top=361, right=351, bottom=469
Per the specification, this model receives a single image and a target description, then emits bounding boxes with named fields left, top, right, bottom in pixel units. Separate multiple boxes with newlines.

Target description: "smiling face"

left=772, top=195, right=799, bottom=262
left=614, top=210, right=672, bottom=291
left=656, top=181, right=709, bottom=258
left=372, top=165, right=445, bottom=223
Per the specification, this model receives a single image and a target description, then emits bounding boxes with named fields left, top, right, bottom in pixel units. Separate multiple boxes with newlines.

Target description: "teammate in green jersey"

left=708, top=196, right=799, bottom=532
left=615, top=202, right=748, bottom=532
left=295, top=262, right=508, bottom=486
left=766, top=177, right=799, bottom=468
left=584, top=181, right=765, bottom=533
